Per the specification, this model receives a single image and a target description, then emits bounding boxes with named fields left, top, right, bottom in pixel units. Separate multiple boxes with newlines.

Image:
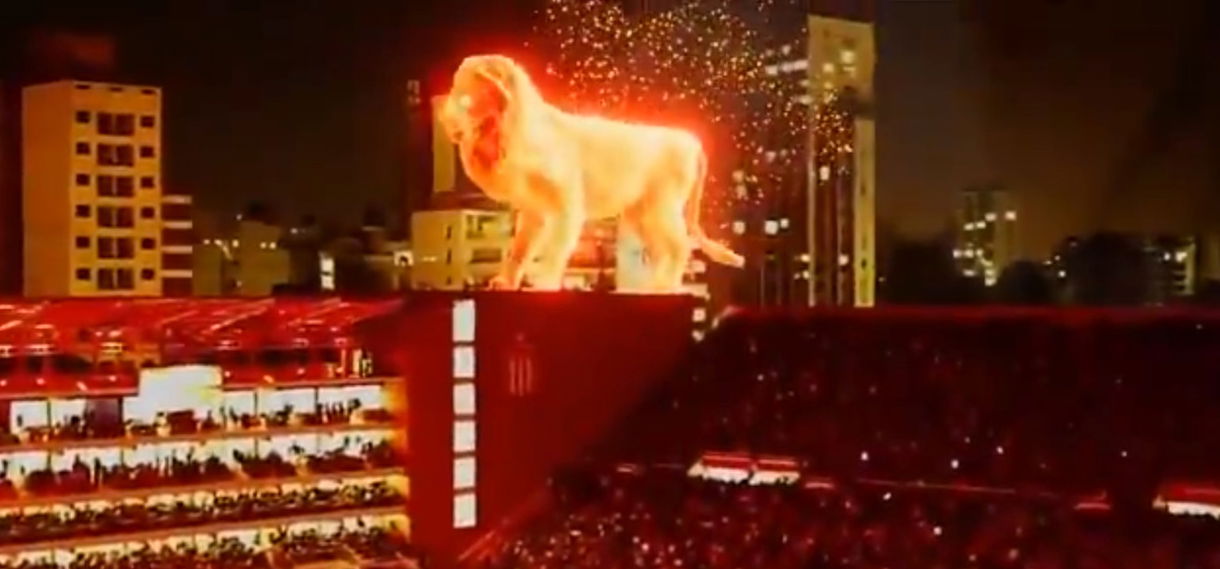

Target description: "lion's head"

left=439, top=55, right=541, bottom=153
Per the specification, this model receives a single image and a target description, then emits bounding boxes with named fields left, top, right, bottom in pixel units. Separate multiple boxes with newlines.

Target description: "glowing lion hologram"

left=438, top=54, right=744, bottom=292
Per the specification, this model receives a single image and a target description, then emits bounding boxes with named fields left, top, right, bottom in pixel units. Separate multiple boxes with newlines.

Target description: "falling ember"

left=526, top=0, right=851, bottom=218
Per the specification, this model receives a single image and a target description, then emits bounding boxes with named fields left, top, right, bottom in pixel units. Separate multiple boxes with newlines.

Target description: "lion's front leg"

left=531, top=208, right=584, bottom=291
left=491, top=210, right=549, bottom=290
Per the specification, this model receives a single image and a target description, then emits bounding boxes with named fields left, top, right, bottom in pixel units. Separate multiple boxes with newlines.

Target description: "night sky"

left=2, top=0, right=1216, bottom=257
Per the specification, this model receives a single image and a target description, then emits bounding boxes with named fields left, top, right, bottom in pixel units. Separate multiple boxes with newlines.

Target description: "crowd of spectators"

left=608, top=311, right=1220, bottom=498
left=490, top=310, right=1220, bottom=568
left=0, top=482, right=402, bottom=547
left=0, top=399, right=394, bottom=448
left=0, top=526, right=418, bottom=569
left=491, top=469, right=1220, bottom=569
left=1, top=439, right=398, bottom=499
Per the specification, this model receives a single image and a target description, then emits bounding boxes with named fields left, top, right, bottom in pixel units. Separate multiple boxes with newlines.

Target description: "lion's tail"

left=685, top=148, right=745, bottom=268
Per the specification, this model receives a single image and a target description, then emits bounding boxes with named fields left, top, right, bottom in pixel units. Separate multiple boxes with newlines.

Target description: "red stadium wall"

left=362, top=292, right=695, bottom=567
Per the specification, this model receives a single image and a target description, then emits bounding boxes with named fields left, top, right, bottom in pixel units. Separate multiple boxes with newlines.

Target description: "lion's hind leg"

left=632, top=201, right=689, bottom=294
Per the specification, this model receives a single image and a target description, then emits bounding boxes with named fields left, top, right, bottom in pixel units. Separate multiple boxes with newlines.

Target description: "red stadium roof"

left=0, top=297, right=396, bottom=356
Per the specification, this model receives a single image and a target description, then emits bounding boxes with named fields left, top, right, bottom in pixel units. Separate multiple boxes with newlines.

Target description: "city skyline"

left=3, top=0, right=1214, bottom=260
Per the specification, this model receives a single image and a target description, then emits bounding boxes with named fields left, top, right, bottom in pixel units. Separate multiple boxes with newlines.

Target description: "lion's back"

left=552, top=112, right=702, bottom=217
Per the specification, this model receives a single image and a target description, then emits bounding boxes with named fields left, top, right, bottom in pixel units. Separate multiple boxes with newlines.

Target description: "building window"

left=75, top=268, right=90, bottom=281
left=75, top=174, right=90, bottom=187
left=141, top=88, right=156, bottom=96
left=116, top=176, right=134, bottom=197
left=116, top=238, right=134, bottom=259
left=74, top=111, right=91, bottom=124
left=140, top=206, right=156, bottom=219
left=139, top=145, right=156, bottom=159
left=98, top=144, right=134, bottom=166
left=75, top=236, right=90, bottom=249
left=116, top=207, right=134, bottom=228
left=140, top=176, right=155, bottom=189
left=74, top=205, right=91, bottom=218
left=454, top=456, right=476, bottom=490
left=97, top=268, right=115, bottom=290
left=98, top=175, right=114, bottom=196
left=115, top=114, right=135, bottom=136
left=453, top=383, right=476, bottom=416
left=453, top=346, right=475, bottom=378
left=116, top=268, right=134, bottom=290
left=452, top=300, right=476, bottom=342
left=453, top=492, right=477, bottom=529
left=74, top=142, right=90, bottom=156
left=98, top=113, right=114, bottom=134
left=98, top=237, right=115, bottom=259
left=140, top=268, right=155, bottom=281
left=98, top=207, right=113, bottom=227
left=116, top=145, right=134, bottom=166
left=140, top=115, right=155, bottom=128
left=446, top=225, right=453, bottom=240
left=453, top=419, right=476, bottom=453
left=141, top=237, right=155, bottom=250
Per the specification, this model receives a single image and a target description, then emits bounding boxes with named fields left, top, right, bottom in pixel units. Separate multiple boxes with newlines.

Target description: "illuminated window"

left=454, top=492, right=477, bottom=528
left=731, top=221, right=745, bottom=235
left=10, top=400, right=49, bottom=431
left=453, top=419, right=476, bottom=453
left=453, top=300, right=476, bottom=342
left=841, top=49, right=857, bottom=65
left=1005, top=210, right=1017, bottom=221
left=818, top=166, right=831, bottom=181
left=453, top=345, right=475, bottom=378
left=453, top=383, right=476, bottom=416
left=454, top=456, right=476, bottom=490
left=764, top=220, right=779, bottom=235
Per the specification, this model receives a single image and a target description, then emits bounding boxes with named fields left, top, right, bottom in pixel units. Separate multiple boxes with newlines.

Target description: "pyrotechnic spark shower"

left=527, top=0, right=851, bottom=217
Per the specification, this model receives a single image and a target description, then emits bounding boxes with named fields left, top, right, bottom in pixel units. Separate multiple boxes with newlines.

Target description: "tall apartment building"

left=22, top=80, right=171, bottom=297
left=955, top=185, right=1018, bottom=286
left=727, top=10, right=876, bottom=308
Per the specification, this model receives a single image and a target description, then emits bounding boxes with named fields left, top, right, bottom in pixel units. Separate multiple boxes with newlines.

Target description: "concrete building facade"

left=22, top=80, right=167, bottom=297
